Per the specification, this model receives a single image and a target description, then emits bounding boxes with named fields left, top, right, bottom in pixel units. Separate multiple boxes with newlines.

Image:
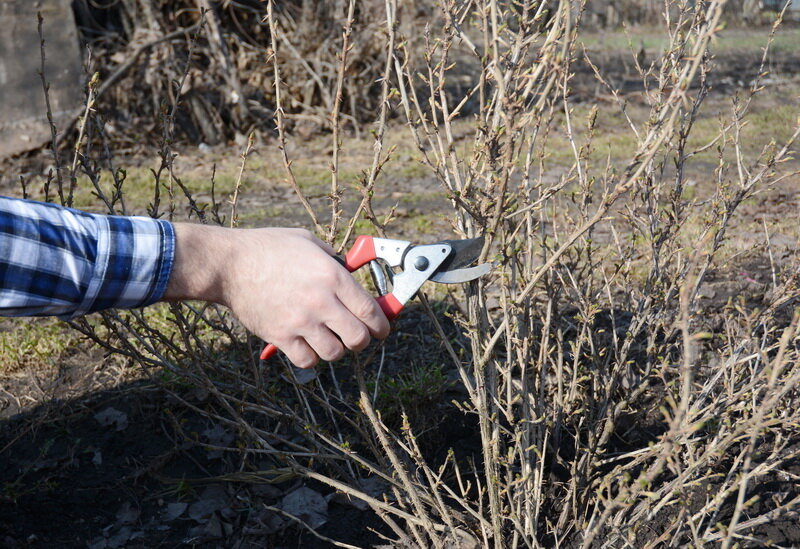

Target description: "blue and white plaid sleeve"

left=0, top=196, right=175, bottom=319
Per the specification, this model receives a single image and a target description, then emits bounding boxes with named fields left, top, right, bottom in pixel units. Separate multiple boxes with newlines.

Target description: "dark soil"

left=0, top=304, right=475, bottom=548
left=0, top=377, right=394, bottom=548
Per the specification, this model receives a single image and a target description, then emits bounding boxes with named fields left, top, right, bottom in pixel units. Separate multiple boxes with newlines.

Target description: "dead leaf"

left=329, top=477, right=389, bottom=511
left=282, top=366, right=317, bottom=385
left=279, top=487, right=328, bottom=529
left=94, top=407, right=129, bottom=431
left=115, top=502, right=139, bottom=525
left=106, top=526, right=132, bottom=549
left=444, top=528, right=480, bottom=549
left=202, top=424, right=235, bottom=459
left=203, top=514, right=223, bottom=539
left=188, top=485, right=227, bottom=523
left=164, top=502, right=188, bottom=521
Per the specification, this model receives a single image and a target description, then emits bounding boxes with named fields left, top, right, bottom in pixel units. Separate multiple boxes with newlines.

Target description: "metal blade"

left=429, top=262, right=493, bottom=284
left=435, top=236, right=485, bottom=273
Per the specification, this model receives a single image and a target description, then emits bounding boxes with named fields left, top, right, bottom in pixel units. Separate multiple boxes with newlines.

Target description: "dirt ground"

left=1, top=31, right=800, bottom=548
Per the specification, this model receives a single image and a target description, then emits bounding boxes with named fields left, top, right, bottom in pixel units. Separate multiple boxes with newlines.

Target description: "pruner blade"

left=430, top=262, right=493, bottom=284
left=436, top=236, right=485, bottom=272
left=427, top=235, right=491, bottom=284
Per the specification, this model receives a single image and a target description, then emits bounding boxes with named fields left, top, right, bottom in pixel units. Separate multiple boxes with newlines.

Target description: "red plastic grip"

left=377, top=293, right=404, bottom=320
left=260, top=343, right=278, bottom=361
left=343, top=235, right=376, bottom=272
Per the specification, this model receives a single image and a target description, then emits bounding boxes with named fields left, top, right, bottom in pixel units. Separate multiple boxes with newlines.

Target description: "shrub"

left=35, top=0, right=800, bottom=546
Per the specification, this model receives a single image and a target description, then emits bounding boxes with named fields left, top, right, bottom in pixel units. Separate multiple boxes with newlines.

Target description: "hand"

left=164, top=224, right=390, bottom=368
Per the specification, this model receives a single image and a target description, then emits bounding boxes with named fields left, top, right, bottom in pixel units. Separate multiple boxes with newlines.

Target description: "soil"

left=0, top=375, right=393, bottom=548
left=0, top=305, right=471, bottom=548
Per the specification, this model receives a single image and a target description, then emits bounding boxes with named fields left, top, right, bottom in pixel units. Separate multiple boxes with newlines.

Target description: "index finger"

left=313, top=238, right=336, bottom=256
left=335, top=274, right=391, bottom=339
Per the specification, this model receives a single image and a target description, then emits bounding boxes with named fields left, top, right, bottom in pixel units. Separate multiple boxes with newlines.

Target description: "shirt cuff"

left=69, top=215, right=175, bottom=318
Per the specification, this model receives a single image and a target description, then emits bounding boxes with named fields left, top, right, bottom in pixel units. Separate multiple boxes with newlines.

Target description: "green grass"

left=25, top=164, right=246, bottom=215
left=527, top=84, right=798, bottom=174
left=134, top=302, right=225, bottom=345
left=411, top=215, right=436, bottom=235
left=713, top=26, right=800, bottom=54
left=255, top=162, right=365, bottom=194
left=579, top=26, right=800, bottom=56
left=394, top=159, right=429, bottom=181
left=0, top=302, right=229, bottom=377
left=351, top=217, right=380, bottom=235
left=235, top=205, right=289, bottom=225
left=0, top=318, right=81, bottom=374
left=368, top=362, right=448, bottom=427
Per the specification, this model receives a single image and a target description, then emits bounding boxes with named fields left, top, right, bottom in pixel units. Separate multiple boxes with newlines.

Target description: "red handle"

left=376, top=293, right=404, bottom=320
left=260, top=343, right=278, bottom=361
left=343, top=235, right=376, bottom=271
left=260, top=236, right=383, bottom=361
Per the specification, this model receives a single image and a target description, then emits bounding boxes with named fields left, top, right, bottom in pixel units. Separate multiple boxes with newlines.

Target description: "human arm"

left=0, top=196, right=389, bottom=368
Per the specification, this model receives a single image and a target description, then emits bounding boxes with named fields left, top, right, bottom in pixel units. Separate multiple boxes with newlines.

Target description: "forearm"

left=163, top=223, right=230, bottom=305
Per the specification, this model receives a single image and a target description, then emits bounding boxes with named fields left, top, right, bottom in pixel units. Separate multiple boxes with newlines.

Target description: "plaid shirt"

left=0, top=197, right=175, bottom=319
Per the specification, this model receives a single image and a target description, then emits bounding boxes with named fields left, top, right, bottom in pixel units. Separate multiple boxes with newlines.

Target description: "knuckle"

left=346, top=325, right=371, bottom=351
left=370, top=315, right=390, bottom=339
left=318, top=340, right=345, bottom=362
left=354, top=295, right=379, bottom=321
left=316, top=263, right=340, bottom=284
left=290, top=351, right=317, bottom=370
left=296, top=357, right=317, bottom=369
left=285, top=339, right=318, bottom=369
left=294, top=313, right=312, bottom=331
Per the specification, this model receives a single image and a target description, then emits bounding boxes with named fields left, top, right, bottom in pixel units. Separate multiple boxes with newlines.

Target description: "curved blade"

left=429, top=262, right=493, bottom=284
left=435, top=236, right=485, bottom=273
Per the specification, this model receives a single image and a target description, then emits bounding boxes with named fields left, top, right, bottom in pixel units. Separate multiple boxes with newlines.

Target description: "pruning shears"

left=260, top=234, right=492, bottom=361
